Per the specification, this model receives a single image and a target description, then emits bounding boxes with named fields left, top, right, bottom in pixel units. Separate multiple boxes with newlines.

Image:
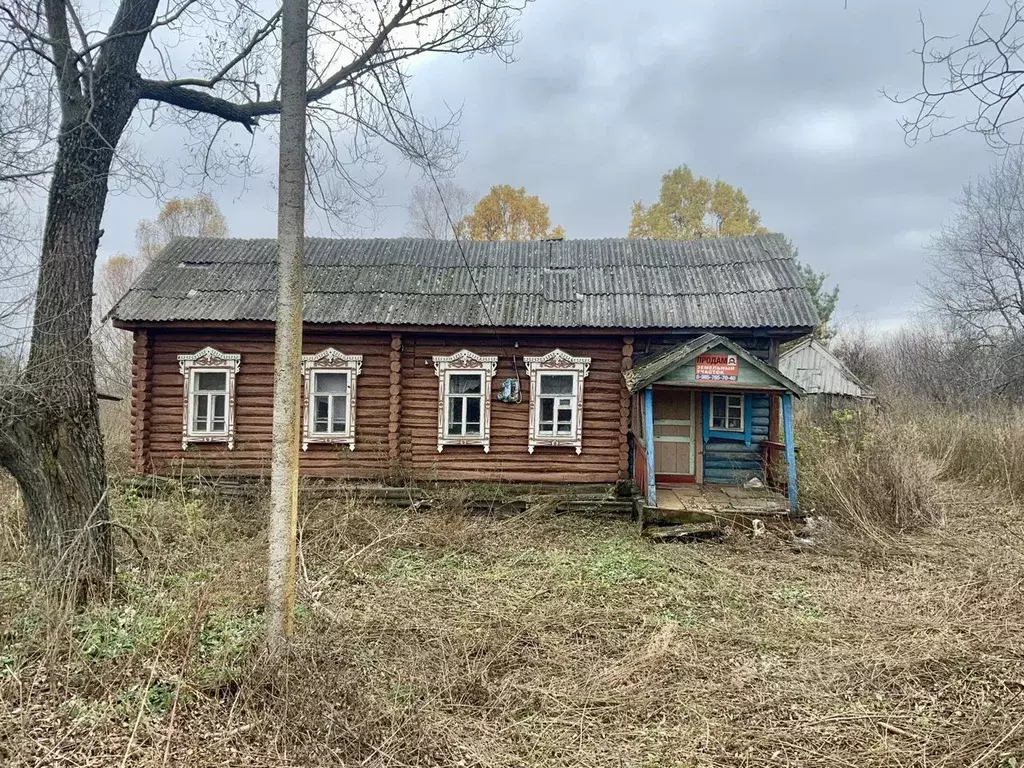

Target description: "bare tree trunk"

left=0, top=126, right=116, bottom=600
left=266, top=0, right=308, bottom=656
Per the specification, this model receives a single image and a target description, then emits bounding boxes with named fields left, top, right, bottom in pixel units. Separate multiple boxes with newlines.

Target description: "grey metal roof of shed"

left=779, top=338, right=875, bottom=398
left=111, top=235, right=820, bottom=330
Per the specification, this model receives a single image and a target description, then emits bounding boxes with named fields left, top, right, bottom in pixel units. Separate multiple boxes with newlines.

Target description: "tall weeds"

left=914, top=405, right=1024, bottom=500
left=797, top=406, right=942, bottom=537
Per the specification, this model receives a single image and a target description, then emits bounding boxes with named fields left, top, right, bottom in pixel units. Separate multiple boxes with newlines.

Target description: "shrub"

left=797, top=408, right=942, bottom=537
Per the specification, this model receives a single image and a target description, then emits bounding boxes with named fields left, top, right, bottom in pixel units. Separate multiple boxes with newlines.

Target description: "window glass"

left=711, top=394, right=743, bottom=432
left=540, top=373, right=574, bottom=395
left=537, top=374, right=576, bottom=436
left=465, top=395, right=481, bottom=434
left=196, top=371, right=227, bottom=391
left=314, top=397, right=330, bottom=432
left=314, top=371, right=348, bottom=394
left=556, top=398, right=573, bottom=433
left=310, top=371, right=348, bottom=435
left=449, top=373, right=482, bottom=394
left=331, top=403, right=347, bottom=432
left=447, top=397, right=464, bottom=435
left=193, top=394, right=208, bottom=432
left=445, top=373, right=484, bottom=437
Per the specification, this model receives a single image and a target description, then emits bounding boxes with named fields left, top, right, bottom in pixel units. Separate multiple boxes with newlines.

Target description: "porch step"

left=643, top=522, right=724, bottom=542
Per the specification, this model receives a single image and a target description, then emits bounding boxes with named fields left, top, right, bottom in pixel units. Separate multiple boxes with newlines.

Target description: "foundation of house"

left=639, top=483, right=791, bottom=528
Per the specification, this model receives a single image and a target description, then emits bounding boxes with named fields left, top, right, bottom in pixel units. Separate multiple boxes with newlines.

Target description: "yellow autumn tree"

left=458, top=184, right=565, bottom=240
left=137, top=192, right=228, bottom=264
left=629, top=166, right=769, bottom=239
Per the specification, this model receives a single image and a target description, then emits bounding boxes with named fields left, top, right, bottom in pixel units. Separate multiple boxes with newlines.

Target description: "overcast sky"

left=100, top=0, right=1001, bottom=330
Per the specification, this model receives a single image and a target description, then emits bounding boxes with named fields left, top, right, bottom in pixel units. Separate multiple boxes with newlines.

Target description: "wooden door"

left=654, top=389, right=695, bottom=482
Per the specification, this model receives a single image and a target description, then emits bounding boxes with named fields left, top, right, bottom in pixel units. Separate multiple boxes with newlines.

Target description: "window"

left=433, top=350, right=497, bottom=452
left=446, top=373, right=483, bottom=437
left=710, top=393, right=744, bottom=432
left=301, top=348, right=363, bottom=450
left=312, top=372, right=349, bottom=434
left=537, top=373, right=576, bottom=435
left=191, top=371, right=228, bottom=434
left=177, top=347, right=241, bottom=449
left=524, top=349, right=591, bottom=454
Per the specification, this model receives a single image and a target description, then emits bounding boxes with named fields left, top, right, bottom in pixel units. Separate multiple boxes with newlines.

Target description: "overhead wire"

left=394, top=66, right=524, bottom=402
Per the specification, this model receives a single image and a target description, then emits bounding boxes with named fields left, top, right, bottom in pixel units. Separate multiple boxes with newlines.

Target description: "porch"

left=625, top=334, right=805, bottom=516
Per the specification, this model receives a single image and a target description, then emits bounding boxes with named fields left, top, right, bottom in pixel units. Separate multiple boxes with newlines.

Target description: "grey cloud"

left=102, top=0, right=1000, bottom=326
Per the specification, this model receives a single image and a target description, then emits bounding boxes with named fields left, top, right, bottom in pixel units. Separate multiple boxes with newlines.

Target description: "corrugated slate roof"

left=779, top=338, right=875, bottom=399
left=111, top=235, right=820, bottom=330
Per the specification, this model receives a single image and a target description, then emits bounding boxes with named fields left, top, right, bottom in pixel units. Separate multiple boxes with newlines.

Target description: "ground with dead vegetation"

left=1, top=462, right=1022, bottom=767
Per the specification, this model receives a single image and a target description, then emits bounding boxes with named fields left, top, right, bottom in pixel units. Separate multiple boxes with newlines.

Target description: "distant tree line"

left=834, top=150, right=1024, bottom=406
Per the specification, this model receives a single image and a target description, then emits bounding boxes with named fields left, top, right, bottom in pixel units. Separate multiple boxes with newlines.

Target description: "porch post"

left=782, top=393, right=798, bottom=512
left=644, top=386, right=656, bottom=507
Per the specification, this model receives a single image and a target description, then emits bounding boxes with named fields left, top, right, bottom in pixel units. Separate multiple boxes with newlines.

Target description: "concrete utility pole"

left=266, top=0, right=308, bottom=657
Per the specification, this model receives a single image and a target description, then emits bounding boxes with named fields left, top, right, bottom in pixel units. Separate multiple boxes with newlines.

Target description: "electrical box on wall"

left=496, top=377, right=520, bottom=403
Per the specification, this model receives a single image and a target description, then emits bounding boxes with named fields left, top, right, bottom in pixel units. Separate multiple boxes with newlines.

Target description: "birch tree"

left=458, top=184, right=564, bottom=240
left=0, top=0, right=526, bottom=599
left=93, top=195, right=229, bottom=399
left=405, top=180, right=474, bottom=238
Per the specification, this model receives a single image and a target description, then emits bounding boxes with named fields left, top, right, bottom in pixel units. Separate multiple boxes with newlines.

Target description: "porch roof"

left=624, top=333, right=805, bottom=395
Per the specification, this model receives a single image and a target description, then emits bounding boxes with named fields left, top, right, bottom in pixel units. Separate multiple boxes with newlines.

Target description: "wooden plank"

left=782, top=393, right=798, bottom=512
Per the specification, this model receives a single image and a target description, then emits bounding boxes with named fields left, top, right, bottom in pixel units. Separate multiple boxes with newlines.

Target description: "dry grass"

left=2, top=469, right=1024, bottom=766
left=796, top=407, right=943, bottom=542
left=914, top=405, right=1024, bottom=503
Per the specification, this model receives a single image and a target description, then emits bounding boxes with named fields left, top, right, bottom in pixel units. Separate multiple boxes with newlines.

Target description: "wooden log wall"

left=139, top=327, right=627, bottom=483
left=144, top=329, right=393, bottom=478
left=131, top=329, right=153, bottom=474
left=388, top=333, right=402, bottom=478
left=399, top=334, right=623, bottom=483
left=619, top=336, right=633, bottom=480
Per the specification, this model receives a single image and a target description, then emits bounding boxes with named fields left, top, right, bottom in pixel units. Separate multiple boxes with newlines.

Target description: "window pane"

left=540, top=398, right=554, bottom=423
left=450, top=373, right=482, bottom=394
left=465, top=396, right=481, bottom=423
left=540, top=374, right=574, bottom=395
left=193, top=394, right=208, bottom=431
left=464, top=395, right=481, bottom=434
left=196, top=371, right=227, bottom=391
left=211, top=418, right=226, bottom=432
left=213, top=394, right=225, bottom=420
left=712, top=396, right=725, bottom=420
left=314, top=396, right=329, bottom=432
left=447, top=396, right=463, bottom=435
left=331, top=395, right=347, bottom=432
left=314, top=371, right=347, bottom=394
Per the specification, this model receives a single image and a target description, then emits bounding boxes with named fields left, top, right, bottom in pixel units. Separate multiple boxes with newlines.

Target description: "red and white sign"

left=695, top=353, right=739, bottom=381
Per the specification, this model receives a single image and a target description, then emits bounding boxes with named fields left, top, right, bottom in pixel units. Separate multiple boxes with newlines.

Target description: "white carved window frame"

left=525, top=349, right=591, bottom=455
left=177, top=347, right=241, bottom=450
left=301, top=348, right=363, bottom=451
left=432, top=349, right=498, bottom=452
